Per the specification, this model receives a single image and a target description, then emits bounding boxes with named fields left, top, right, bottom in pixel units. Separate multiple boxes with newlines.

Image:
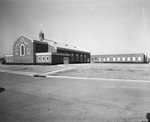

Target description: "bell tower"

left=39, top=30, right=44, bottom=41
left=39, top=24, right=44, bottom=41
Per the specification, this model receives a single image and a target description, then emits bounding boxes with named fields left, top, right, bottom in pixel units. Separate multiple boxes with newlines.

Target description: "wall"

left=13, top=35, right=34, bottom=64
left=91, top=54, right=145, bottom=63
left=36, top=53, right=52, bottom=64
left=34, top=41, right=48, bottom=53
left=5, top=55, right=13, bottom=63
left=51, top=52, right=70, bottom=65
left=57, top=48, right=90, bottom=63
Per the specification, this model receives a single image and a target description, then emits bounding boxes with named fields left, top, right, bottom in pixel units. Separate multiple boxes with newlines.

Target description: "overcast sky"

left=0, top=0, right=150, bottom=57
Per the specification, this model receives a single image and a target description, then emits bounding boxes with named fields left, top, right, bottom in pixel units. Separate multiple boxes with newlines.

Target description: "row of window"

left=6, top=57, right=13, bottom=62
left=71, top=53, right=87, bottom=62
left=15, top=44, right=30, bottom=56
left=37, top=56, right=50, bottom=63
left=95, top=57, right=142, bottom=62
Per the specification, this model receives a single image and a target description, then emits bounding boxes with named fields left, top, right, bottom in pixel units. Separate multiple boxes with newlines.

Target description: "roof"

left=43, top=39, right=90, bottom=53
left=19, top=34, right=90, bottom=53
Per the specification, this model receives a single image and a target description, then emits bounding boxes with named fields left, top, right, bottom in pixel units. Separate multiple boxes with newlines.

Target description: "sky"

left=0, top=0, right=150, bottom=58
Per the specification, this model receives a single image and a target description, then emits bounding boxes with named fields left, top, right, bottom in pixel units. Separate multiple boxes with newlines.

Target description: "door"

left=63, top=57, right=69, bottom=64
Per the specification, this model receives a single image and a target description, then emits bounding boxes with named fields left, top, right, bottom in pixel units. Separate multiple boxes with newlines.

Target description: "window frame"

left=27, top=48, right=30, bottom=54
left=20, top=44, right=25, bottom=56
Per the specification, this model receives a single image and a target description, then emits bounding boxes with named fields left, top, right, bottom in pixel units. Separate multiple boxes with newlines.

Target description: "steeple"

left=39, top=24, right=44, bottom=41
left=39, top=30, right=44, bottom=41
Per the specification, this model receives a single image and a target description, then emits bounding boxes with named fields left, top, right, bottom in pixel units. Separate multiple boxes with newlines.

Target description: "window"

left=127, top=57, right=130, bottom=61
left=71, top=54, right=74, bottom=61
left=76, top=54, right=79, bottom=61
left=103, top=58, right=106, bottom=61
left=113, top=57, right=116, bottom=61
left=20, top=38, right=25, bottom=42
left=20, top=44, right=25, bottom=56
left=38, top=56, right=41, bottom=62
left=80, top=54, right=83, bottom=61
left=122, top=57, right=125, bottom=61
left=15, top=49, right=18, bottom=55
left=99, top=58, right=101, bottom=61
left=107, top=58, right=109, bottom=61
left=133, top=57, right=136, bottom=61
left=84, top=55, right=86, bottom=62
left=42, top=56, right=45, bottom=62
left=138, top=57, right=142, bottom=61
left=118, top=57, right=120, bottom=61
left=46, top=56, right=49, bottom=62
left=27, top=48, right=30, bottom=54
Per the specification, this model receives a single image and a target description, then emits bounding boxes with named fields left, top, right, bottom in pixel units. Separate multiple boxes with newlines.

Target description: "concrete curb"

left=0, top=67, right=74, bottom=78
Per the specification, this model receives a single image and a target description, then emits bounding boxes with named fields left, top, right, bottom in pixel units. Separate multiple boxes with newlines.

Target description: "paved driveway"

left=0, top=72, right=150, bottom=122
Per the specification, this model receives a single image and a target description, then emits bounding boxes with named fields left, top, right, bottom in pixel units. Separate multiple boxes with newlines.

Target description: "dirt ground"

left=1, top=63, right=150, bottom=81
left=49, top=63, right=150, bottom=81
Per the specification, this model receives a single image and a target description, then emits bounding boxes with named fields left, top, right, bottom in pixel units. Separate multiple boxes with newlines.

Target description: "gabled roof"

left=43, top=39, right=90, bottom=53
left=17, top=34, right=90, bottom=53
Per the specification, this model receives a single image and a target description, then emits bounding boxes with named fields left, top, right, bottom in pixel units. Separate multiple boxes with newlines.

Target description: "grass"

left=51, top=63, right=150, bottom=81
left=1, top=63, right=150, bottom=81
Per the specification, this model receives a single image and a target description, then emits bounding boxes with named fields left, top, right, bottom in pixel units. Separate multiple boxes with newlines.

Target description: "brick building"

left=5, top=31, right=90, bottom=64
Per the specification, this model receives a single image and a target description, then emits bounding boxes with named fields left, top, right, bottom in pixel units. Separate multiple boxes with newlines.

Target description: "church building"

left=5, top=31, right=90, bottom=65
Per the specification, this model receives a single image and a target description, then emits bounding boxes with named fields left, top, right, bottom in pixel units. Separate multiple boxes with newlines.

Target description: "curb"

left=33, top=74, right=47, bottom=77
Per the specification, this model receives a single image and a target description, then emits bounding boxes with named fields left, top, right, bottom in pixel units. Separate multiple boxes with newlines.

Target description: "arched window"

left=71, top=53, right=74, bottom=61
left=76, top=54, right=79, bottom=61
left=27, top=48, right=30, bottom=54
left=46, top=56, right=49, bottom=62
left=80, top=54, right=83, bottom=61
left=38, top=56, right=41, bottom=62
left=84, top=55, right=86, bottom=62
left=20, top=44, right=25, bottom=56
left=42, top=56, right=45, bottom=62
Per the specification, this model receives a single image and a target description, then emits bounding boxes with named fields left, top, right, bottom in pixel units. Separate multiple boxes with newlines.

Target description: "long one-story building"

left=91, top=53, right=148, bottom=63
left=5, top=31, right=90, bottom=64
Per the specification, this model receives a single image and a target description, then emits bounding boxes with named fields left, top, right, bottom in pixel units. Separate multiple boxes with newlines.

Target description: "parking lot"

left=0, top=63, right=150, bottom=122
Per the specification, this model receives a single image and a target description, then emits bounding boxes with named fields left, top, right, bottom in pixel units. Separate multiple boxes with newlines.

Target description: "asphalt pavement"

left=0, top=72, right=150, bottom=122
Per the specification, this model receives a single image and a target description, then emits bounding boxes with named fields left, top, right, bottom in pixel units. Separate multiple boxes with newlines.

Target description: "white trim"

left=46, top=56, right=49, bottom=62
left=16, top=38, right=29, bottom=47
left=5, top=55, right=13, bottom=57
left=42, top=56, right=45, bottom=62
left=27, top=48, right=30, bottom=54
left=20, top=44, right=25, bottom=56
left=36, top=52, right=52, bottom=56
left=38, top=56, right=41, bottom=62
left=21, top=34, right=33, bottom=42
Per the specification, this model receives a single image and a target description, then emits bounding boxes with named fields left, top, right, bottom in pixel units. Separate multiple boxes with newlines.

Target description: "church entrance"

left=63, top=57, right=69, bottom=64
